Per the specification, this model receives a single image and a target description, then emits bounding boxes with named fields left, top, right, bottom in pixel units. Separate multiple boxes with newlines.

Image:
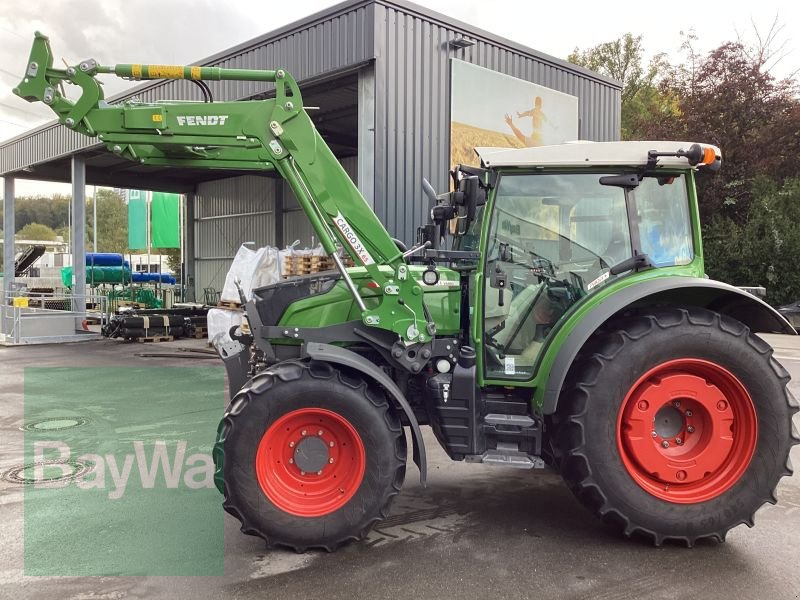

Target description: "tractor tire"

left=214, top=359, right=406, bottom=551
left=556, top=307, right=799, bottom=546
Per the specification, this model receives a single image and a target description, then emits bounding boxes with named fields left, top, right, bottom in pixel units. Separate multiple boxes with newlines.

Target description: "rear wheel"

left=215, top=360, right=406, bottom=551
left=556, top=307, right=799, bottom=545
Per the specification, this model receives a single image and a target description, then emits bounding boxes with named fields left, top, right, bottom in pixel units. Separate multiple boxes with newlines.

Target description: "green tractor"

left=15, top=33, right=798, bottom=550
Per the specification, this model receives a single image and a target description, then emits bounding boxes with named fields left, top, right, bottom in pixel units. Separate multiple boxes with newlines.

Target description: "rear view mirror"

left=460, top=175, right=480, bottom=222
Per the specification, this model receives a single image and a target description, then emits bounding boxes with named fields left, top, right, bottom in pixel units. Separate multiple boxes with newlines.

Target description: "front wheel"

left=214, top=360, right=406, bottom=551
left=556, top=307, right=799, bottom=545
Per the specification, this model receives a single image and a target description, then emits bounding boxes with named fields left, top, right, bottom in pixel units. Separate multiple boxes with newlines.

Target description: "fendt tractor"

left=15, top=33, right=798, bottom=550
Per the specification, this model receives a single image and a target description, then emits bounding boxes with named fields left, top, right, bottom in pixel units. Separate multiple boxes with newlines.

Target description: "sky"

left=1, top=0, right=797, bottom=195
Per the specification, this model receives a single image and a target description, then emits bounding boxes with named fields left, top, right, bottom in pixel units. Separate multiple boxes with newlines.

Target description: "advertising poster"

left=450, top=59, right=580, bottom=167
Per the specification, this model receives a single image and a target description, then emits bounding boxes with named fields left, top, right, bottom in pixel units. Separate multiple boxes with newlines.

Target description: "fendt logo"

left=176, top=115, right=229, bottom=126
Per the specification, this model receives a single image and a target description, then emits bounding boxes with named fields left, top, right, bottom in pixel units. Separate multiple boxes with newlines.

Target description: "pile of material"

left=131, top=272, right=177, bottom=284
left=103, top=314, right=189, bottom=341
left=103, top=307, right=208, bottom=341
left=61, top=265, right=131, bottom=286
left=282, top=254, right=354, bottom=277
left=279, top=242, right=353, bottom=278
left=61, top=253, right=134, bottom=287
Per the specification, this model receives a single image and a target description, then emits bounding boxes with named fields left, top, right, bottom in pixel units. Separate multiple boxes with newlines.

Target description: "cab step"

left=484, top=413, right=535, bottom=427
left=465, top=443, right=546, bottom=469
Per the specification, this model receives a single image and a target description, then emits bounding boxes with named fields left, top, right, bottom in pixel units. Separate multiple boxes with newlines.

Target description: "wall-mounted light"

left=449, top=37, right=475, bottom=50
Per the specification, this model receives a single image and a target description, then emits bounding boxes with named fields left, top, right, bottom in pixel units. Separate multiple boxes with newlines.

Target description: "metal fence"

left=0, top=291, right=108, bottom=345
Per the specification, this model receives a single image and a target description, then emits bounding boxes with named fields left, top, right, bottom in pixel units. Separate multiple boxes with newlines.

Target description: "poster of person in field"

left=450, top=59, right=579, bottom=168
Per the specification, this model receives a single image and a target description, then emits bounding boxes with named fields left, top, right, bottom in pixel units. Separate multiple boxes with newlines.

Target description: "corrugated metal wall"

left=371, top=2, right=622, bottom=244
left=0, top=2, right=374, bottom=175
left=194, top=175, right=276, bottom=293
left=193, top=157, right=357, bottom=292
left=282, top=156, right=358, bottom=248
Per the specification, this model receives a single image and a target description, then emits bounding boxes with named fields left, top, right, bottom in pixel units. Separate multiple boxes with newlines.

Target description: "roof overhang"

left=4, top=75, right=359, bottom=192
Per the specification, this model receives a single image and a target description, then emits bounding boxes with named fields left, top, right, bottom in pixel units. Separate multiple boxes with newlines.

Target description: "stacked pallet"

left=216, top=300, right=242, bottom=310
left=282, top=254, right=355, bottom=278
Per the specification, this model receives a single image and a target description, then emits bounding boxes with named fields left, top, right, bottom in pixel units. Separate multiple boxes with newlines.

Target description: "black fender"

left=303, top=342, right=427, bottom=486
left=542, top=277, right=795, bottom=415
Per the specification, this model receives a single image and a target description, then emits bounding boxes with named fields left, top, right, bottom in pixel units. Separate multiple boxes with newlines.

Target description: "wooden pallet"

left=217, top=300, right=241, bottom=309
left=133, top=335, right=174, bottom=343
left=193, top=327, right=209, bottom=339
left=282, top=254, right=356, bottom=278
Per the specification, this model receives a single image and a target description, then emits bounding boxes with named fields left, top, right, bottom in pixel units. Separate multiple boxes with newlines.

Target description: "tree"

left=9, top=194, right=70, bottom=232
left=638, top=36, right=800, bottom=225
left=704, top=177, right=800, bottom=305
left=568, top=34, right=679, bottom=139
left=86, top=189, right=128, bottom=253
left=16, top=222, right=57, bottom=241
left=151, top=247, right=182, bottom=281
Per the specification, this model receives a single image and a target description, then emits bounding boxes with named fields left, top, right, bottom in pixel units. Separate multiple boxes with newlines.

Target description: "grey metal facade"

left=193, top=157, right=357, bottom=292
left=1, top=0, right=621, bottom=296
left=371, top=2, right=621, bottom=243
left=194, top=175, right=276, bottom=295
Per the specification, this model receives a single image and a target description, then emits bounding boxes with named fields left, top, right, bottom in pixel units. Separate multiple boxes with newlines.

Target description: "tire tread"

left=213, top=359, right=406, bottom=552
left=557, top=307, right=799, bottom=547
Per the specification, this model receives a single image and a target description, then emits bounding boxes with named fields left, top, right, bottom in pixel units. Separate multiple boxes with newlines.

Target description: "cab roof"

left=474, top=141, right=721, bottom=169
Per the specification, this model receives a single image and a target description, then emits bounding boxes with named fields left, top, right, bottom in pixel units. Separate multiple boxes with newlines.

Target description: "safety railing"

left=0, top=290, right=108, bottom=345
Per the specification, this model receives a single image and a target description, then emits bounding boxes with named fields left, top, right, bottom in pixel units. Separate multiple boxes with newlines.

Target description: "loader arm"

left=14, top=32, right=433, bottom=343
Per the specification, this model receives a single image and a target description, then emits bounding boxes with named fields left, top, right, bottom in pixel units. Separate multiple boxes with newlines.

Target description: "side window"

left=571, top=196, right=631, bottom=267
left=483, top=173, right=628, bottom=380
left=637, top=176, right=693, bottom=266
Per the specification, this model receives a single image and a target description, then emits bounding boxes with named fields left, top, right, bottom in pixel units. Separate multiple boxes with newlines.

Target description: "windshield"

left=483, top=171, right=693, bottom=380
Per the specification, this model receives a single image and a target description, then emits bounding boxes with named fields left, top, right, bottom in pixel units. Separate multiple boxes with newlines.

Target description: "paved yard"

left=1, top=334, right=798, bottom=599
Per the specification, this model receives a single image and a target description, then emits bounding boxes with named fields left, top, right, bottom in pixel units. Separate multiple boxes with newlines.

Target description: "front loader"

left=14, top=32, right=799, bottom=550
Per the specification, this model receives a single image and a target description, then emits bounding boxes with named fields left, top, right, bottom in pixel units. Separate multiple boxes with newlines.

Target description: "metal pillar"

left=274, top=180, right=285, bottom=249
left=71, top=156, right=86, bottom=310
left=184, top=191, right=196, bottom=302
left=357, top=65, right=375, bottom=209
left=3, top=177, right=14, bottom=298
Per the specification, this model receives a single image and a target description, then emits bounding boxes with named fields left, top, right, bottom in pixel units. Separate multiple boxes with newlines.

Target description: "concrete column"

left=3, top=177, right=14, bottom=298
left=71, top=156, right=86, bottom=309
left=185, top=191, right=196, bottom=302
left=357, top=65, right=376, bottom=209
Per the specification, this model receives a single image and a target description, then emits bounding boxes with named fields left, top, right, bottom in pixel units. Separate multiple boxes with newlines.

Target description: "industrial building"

left=0, top=0, right=621, bottom=300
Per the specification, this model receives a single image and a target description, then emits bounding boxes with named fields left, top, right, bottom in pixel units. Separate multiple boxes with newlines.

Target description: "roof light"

left=701, top=146, right=716, bottom=165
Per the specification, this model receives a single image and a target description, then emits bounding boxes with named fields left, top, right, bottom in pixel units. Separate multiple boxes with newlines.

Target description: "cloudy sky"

left=1, top=0, right=797, bottom=194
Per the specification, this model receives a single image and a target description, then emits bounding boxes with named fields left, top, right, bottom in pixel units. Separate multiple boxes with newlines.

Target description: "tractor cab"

left=461, top=141, right=720, bottom=380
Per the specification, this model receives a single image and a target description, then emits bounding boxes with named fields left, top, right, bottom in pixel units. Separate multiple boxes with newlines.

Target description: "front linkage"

left=15, top=31, right=435, bottom=348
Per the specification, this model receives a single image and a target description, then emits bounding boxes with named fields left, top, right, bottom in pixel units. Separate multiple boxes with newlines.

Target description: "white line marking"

left=773, top=355, right=800, bottom=362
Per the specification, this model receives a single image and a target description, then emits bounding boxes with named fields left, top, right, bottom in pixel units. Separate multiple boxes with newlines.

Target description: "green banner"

left=151, top=192, right=181, bottom=248
left=128, top=195, right=147, bottom=250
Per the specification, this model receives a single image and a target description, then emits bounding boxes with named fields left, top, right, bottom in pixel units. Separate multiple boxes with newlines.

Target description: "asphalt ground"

left=1, top=334, right=799, bottom=600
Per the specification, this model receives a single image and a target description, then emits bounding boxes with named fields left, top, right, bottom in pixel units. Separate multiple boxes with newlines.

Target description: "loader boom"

left=14, top=32, right=432, bottom=343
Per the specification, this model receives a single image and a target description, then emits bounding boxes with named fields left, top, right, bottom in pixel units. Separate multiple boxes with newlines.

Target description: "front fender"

left=541, top=277, right=795, bottom=415
left=303, top=342, right=428, bottom=486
